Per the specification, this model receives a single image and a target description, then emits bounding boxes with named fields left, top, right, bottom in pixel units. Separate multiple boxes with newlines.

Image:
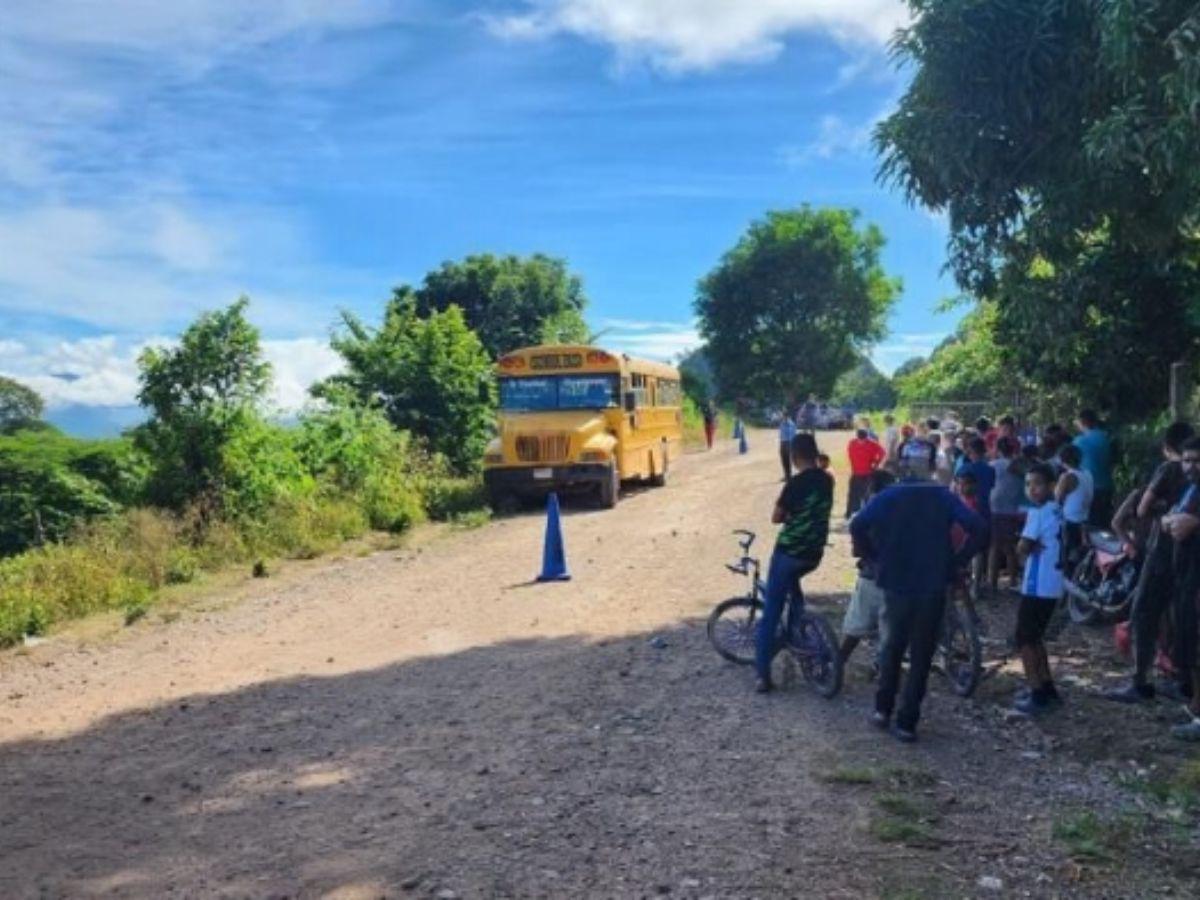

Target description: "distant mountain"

left=46, top=405, right=145, bottom=439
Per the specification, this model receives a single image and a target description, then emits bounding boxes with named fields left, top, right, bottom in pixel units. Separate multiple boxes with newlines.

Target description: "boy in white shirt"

left=1014, top=463, right=1066, bottom=715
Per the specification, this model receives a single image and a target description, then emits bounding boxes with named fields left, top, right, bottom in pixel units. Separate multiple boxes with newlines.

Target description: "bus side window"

left=630, top=372, right=647, bottom=408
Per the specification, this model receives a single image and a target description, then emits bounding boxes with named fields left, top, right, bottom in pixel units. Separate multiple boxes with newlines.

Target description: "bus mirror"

left=623, top=392, right=637, bottom=413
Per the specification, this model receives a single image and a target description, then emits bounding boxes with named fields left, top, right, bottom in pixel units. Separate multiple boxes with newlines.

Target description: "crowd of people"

left=759, top=407, right=1200, bottom=745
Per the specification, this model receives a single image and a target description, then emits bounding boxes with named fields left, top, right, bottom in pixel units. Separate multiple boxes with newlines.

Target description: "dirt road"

left=0, top=431, right=1193, bottom=898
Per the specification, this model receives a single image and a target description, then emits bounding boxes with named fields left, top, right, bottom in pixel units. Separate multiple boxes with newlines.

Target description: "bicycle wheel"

left=939, top=602, right=982, bottom=698
left=1066, top=553, right=1101, bottom=626
left=707, top=596, right=763, bottom=665
left=788, top=613, right=843, bottom=698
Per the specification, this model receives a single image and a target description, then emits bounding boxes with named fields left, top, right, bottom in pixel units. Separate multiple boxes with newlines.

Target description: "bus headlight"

left=484, top=452, right=503, bottom=465
left=580, top=450, right=608, bottom=462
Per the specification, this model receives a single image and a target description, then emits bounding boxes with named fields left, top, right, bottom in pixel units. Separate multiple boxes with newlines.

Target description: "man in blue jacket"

left=850, top=443, right=987, bottom=742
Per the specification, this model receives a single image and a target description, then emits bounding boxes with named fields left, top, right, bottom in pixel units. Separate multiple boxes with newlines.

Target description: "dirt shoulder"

left=1, top=430, right=1194, bottom=898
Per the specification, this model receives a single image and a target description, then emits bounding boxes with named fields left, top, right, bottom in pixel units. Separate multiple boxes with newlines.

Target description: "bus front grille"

left=515, top=434, right=570, bottom=463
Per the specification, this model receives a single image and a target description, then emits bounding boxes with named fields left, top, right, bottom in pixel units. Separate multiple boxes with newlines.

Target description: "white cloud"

left=3, top=1, right=395, bottom=62
left=486, top=0, right=910, bottom=72
left=0, top=336, right=150, bottom=409
left=603, top=322, right=701, bottom=361
left=0, top=334, right=343, bottom=412
left=869, top=331, right=948, bottom=375
left=0, top=1, right=407, bottom=193
left=262, top=338, right=345, bottom=411
left=779, top=114, right=873, bottom=167
left=0, top=1, right=406, bottom=339
left=0, top=200, right=327, bottom=332
left=599, top=317, right=695, bottom=332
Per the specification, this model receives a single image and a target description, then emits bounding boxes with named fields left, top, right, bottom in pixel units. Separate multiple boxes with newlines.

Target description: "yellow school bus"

left=482, top=344, right=683, bottom=508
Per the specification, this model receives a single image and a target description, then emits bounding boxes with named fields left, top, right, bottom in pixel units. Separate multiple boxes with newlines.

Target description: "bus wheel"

left=650, top=446, right=669, bottom=487
left=598, top=462, right=620, bottom=509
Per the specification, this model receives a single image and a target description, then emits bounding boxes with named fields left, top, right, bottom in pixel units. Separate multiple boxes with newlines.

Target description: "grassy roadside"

left=0, top=478, right=488, bottom=648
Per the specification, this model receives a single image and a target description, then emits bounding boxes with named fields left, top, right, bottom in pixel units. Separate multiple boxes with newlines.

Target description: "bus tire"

left=650, top=445, right=669, bottom=487
left=598, top=462, right=620, bottom=509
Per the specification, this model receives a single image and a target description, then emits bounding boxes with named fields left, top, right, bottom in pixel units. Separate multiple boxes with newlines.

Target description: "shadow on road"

left=0, top=617, right=908, bottom=899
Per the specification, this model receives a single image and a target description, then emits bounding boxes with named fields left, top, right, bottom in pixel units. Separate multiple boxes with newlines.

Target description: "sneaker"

left=754, top=677, right=773, bottom=694
left=890, top=723, right=917, bottom=743
left=1158, top=680, right=1193, bottom=703
left=1170, top=718, right=1200, bottom=742
left=869, top=710, right=890, bottom=730
left=1013, top=693, right=1050, bottom=716
left=1104, top=682, right=1155, bottom=704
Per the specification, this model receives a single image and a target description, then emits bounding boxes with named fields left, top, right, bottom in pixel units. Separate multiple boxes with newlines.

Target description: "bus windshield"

left=499, top=375, right=619, bottom=411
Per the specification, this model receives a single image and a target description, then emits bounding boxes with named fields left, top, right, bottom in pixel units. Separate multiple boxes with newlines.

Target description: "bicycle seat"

left=1086, top=528, right=1124, bottom=556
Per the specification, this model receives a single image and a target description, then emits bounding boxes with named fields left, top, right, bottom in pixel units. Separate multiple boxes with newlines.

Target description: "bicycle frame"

left=726, top=529, right=764, bottom=603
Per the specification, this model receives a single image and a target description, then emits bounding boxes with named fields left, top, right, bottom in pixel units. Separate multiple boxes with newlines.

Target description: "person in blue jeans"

left=850, top=444, right=987, bottom=742
left=755, top=433, right=834, bottom=692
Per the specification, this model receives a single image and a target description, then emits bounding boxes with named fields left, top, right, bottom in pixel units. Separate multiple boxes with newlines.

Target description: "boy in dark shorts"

left=1013, top=463, right=1065, bottom=715
left=755, top=433, right=835, bottom=693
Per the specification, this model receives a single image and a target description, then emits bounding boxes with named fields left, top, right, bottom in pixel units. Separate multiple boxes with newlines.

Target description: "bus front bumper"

left=484, top=464, right=611, bottom=496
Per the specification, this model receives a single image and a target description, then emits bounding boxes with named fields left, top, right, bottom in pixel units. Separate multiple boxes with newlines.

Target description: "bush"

left=0, top=387, right=492, bottom=647
left=0, top=428, right=147, bottom=555
left=296, top=394, right=427, bottom=532
left=1112, top=412, right=1173, bottom=496
left=423, top=476, right=488, bottom=521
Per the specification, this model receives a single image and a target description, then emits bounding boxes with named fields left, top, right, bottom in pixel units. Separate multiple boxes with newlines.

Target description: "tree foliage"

left=678, top=347, right=717, bottom=406
left=892, top=357, right=927, bottom=380
left=409, top=253, right=589, bottom=358
left=296, top=389, right=428, bottom=532
left=0, top=428, right=146, bottom=555
left=695, top=207, right=899, bottom=405
left=894, top=304, right=1015, bottom=404
left=876, top=0, right=1200, bottom=417
left=321, top=298, right=494, bottom=473
left=135, top=298, right=274, bottom=512
left=831, top=356, right=897, bottom=410
left=0, top=377, right=45, bottom=434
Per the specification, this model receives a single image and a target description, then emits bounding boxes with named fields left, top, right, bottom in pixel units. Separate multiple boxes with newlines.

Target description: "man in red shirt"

left=847, top=428, right=887, bottom=519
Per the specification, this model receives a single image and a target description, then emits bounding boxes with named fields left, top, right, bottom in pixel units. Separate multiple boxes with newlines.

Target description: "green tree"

left=321, top=298, right=494, bottom=473
left=894, top=304, right=1014, bottom=404
left=0, top=377, right=44, bottom=434
left=296, top=388, right=426, bottom=532
left=410, top=253, right=589, bottom=357
left=875, top=0, right=1200, bottom=416
left=695, top=206, right=899, bottom=405
left=678, top=347, right=716, bottom=406
left=0, top=428, right=143, bottom=555
left=891, top=357, right=927, bottom=381
left=831, top=356, right=897, bottom=410
left=135, top=298, right=274, bottom=512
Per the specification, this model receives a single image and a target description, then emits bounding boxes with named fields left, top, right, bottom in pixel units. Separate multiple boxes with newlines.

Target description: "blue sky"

left=0, top=0, right=959, bottom=420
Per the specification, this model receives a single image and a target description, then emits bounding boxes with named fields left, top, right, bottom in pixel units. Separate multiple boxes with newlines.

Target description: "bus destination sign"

left=530, top=352, right=583, bottom=370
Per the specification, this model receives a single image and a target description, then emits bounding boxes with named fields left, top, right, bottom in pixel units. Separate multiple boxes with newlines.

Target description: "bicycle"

left=706, top=530, right=844, bottom=698
left=844, top=569, right=983, bottom=698
left=937, top=575, right=983, bottom=698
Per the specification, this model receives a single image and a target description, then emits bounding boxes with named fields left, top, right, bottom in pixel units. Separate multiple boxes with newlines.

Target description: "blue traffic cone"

left=739, top=430, right=749, bottom=455
left=536, top=492, right=571, bottom=582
